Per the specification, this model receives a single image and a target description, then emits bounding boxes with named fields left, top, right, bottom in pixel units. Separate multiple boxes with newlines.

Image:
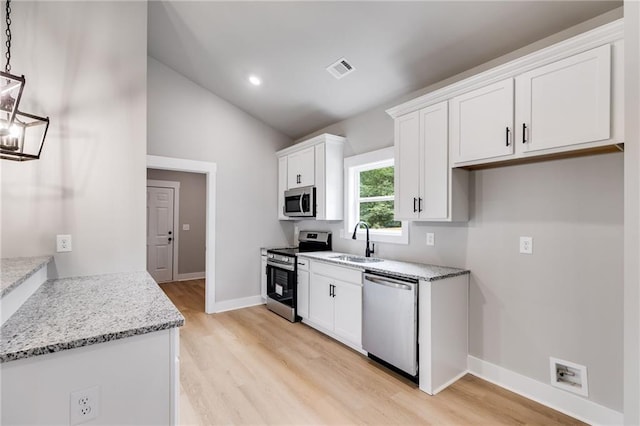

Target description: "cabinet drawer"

left=297, top=257, right=310, bottom=271
left=311, top=261, right=362, bottom=285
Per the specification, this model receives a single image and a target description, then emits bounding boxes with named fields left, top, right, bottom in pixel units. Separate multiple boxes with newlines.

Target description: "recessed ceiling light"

left=248, top=75, right=262, bottom=86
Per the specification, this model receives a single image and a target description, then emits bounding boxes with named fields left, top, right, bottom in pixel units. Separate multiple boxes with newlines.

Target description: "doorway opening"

left=146, top=155, right=217, bottom=314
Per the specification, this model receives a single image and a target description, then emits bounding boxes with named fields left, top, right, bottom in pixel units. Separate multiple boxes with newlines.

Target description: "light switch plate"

left=426, top=233, right=435, bottom=246
left=182, top=224, right=190, bottom=231
left=520, top=236, right=533, bottom=254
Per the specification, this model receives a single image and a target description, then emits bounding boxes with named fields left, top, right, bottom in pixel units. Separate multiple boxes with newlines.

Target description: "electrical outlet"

left=56, top=234, right=72, bottom=252
left=426, top=233, right=435, bottom=246
left=519, top=236, right=533, bottom=254
left=69, top=385, right=99, bottom=425
left=182, top=224, right=190, bottom=231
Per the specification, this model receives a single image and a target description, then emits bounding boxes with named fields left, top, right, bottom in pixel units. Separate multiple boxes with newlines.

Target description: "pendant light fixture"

left=0, top=0, right=49, bottom=161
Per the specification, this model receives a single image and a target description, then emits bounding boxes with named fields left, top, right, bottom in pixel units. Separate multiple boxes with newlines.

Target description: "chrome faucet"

left=352, top=221, right=375, bottom=257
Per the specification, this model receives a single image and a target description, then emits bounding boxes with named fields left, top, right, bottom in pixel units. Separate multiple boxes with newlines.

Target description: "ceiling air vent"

left=326, top=58, right=355, bottom=80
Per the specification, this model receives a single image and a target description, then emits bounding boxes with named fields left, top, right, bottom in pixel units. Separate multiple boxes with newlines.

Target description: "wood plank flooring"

left=160, top=279, right=584, bottom=425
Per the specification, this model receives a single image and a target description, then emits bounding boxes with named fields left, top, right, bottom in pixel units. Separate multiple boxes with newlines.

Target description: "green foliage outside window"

left=359, top=166, right=401, bottom=230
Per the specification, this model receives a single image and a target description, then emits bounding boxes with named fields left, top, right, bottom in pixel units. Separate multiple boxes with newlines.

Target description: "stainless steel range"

left=266, top=231, right=332, bottom=322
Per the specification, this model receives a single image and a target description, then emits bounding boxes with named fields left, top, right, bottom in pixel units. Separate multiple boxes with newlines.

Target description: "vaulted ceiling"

left=148, top=1, right=621, bottom=139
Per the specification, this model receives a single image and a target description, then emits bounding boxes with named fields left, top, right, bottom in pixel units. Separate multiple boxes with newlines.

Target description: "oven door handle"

left=267, top=260, right=295, bottom=272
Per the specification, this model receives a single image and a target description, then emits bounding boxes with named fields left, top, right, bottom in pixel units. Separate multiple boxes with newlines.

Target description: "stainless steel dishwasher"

left=362, top=272, right=418, bottom=379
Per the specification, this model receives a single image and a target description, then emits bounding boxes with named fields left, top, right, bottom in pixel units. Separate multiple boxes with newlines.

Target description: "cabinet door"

left=515, top=44, right=611, bottom=154
left=450, top=78, right=514, bottom=164
left=287, top=147, right=315, bottom=189
left=297, top=269, right=310, bottom=319
left=261, top=256, right=267, bottom=300
left=420, top=101, right=449, bottom=220
left=394, top=111, right=421, bottom=220
left=309, top=273, right=334, bottom=331
left=333, top=279, right=362, bottom=346
left=277, top=156, right=289, bottom=220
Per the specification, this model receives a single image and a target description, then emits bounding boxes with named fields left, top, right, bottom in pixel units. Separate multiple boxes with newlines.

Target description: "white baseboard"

left=214, top=295, right=264, bottom=313
left=176, top=272, right=205, bottom=281
left=467, top=355, right=623, bottom=426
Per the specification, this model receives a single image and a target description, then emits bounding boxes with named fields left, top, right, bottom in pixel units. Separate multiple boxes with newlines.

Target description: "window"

left=344, top=147, right=408, bottom=244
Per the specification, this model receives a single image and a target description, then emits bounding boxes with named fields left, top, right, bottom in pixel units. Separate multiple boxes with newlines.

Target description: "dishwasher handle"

left=364, top=274, right=414, bottom=291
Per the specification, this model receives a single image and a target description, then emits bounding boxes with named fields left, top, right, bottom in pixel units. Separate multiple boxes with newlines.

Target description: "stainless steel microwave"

left=283, top=186, right=316, bottom=217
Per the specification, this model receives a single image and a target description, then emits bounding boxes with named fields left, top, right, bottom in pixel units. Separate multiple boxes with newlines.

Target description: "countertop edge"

left=0, top=256, right=53, bottom=298
left=297, top=252, right=470, bottom=282
left=0, top=317, right=184, bottom=364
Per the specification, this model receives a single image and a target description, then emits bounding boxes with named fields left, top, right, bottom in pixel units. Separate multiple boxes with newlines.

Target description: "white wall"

left=293, top=10, right=624, bottom=412
left=147, top=58, right=292, bottom=302
left=623, top=1, right=640, bottom=424
left=0, top=1, right=147, bottom=278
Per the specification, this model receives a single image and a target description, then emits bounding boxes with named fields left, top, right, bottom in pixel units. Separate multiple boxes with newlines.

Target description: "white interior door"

left=147, top=186, right=175, bottom=283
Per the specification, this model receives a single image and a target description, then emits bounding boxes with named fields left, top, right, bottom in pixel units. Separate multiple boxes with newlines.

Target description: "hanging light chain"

left=4, top=0, right=11, bottom=74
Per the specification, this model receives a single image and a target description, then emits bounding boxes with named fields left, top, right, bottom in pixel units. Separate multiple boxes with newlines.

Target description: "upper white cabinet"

left=394, top=101, right=468, bottom=222
left=387, top=19, right=623, bottom=170
left=287, top=146, right=315, bottom=188
left=277, top=134, right=345, bottom=221
left=515, top=44, right=611, bottom=154
left=450, top=78, right=515, bottom=164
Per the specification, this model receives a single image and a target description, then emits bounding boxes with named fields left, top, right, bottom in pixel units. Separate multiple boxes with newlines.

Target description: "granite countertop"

left=0, top=271, right=184, bottom=363
left=1, top=256, right=53, bottom=298
left=297, top=251, right=469, bottom=282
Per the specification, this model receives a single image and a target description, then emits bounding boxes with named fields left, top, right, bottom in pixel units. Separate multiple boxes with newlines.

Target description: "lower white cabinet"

left=260, top=249, right=267, bottom=301
left=306, top=260, right=362, bottom=349
left=418, top=274, right=469, bottom=395
left=296, top=258, right=310, bottom=319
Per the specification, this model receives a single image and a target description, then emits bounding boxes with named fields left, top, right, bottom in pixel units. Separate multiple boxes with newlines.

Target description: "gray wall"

left=0, top=1, right=147, bottom=277
left=147, top=169, right=206, bottom=275
left=624, top=1, right=640, bottom=423
left=147, top=57, right=293, bottom=302
left=292, top=10, right=624, bottom=412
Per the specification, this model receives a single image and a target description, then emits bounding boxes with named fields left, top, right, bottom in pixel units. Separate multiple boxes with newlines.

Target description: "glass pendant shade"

left=0, top=109, right=49, bottom=161
left=0, top=70, right=24, bottom=133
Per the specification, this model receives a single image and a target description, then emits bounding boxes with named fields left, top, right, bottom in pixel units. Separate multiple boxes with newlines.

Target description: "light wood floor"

left=160, top=279, right=584, bottom=425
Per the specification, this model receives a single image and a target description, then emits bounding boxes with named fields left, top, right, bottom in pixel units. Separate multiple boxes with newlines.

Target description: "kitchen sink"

left=330, top=255, right=384, bottom=263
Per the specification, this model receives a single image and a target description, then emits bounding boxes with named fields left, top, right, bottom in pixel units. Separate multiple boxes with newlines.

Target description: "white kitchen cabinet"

left=287, top=146, right=315, bottom=189
left=260, top=249, right=267, bottom=302
left=387, top=20, right=623, bottom=170
left=449, top=78, right=515, bottom=164
left=394, top=102, right=468, bottom=222
left=306, top=260, right=363, bottom=350
left=277, top=134, right=345, bottom=221
left=296, top=258, right=310, bottom=319
left=419, top=274, right=469, bottom=395
left=515, top=44, right=612, bottom=154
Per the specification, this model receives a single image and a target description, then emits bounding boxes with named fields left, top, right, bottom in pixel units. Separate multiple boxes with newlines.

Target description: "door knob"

left=168, top=231, right=172, bottom=235
left=168, top=237, right=173, bottom=242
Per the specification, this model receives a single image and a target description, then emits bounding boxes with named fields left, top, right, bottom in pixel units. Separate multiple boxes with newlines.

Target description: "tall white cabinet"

left=277, top=134, right=345, bottom=221
left=394, top=101, right=469, bottom=222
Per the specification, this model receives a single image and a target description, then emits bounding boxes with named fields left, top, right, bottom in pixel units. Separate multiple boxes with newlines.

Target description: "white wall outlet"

left=182, top=224, right=190, bottom=231
left=549, top=357, right=588, bottom=396
left=70, top=385, right=100, bottom=425
left=56, top=234, right=72, bottom=252
left=426, top=232, right=435, bottom=246
left=519, top=236, right=533, bottom=254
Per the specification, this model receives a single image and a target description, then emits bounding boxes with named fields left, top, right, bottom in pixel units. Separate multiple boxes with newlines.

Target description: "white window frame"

left=344, top=147, right=408, bottom=245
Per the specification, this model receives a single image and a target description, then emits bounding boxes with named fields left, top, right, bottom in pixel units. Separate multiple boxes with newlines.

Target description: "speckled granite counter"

left=0, top=271, right=184, bottom=363
left=1, top=256, right=53, bottom=298
left=297, top=251, right=469, bottom=282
